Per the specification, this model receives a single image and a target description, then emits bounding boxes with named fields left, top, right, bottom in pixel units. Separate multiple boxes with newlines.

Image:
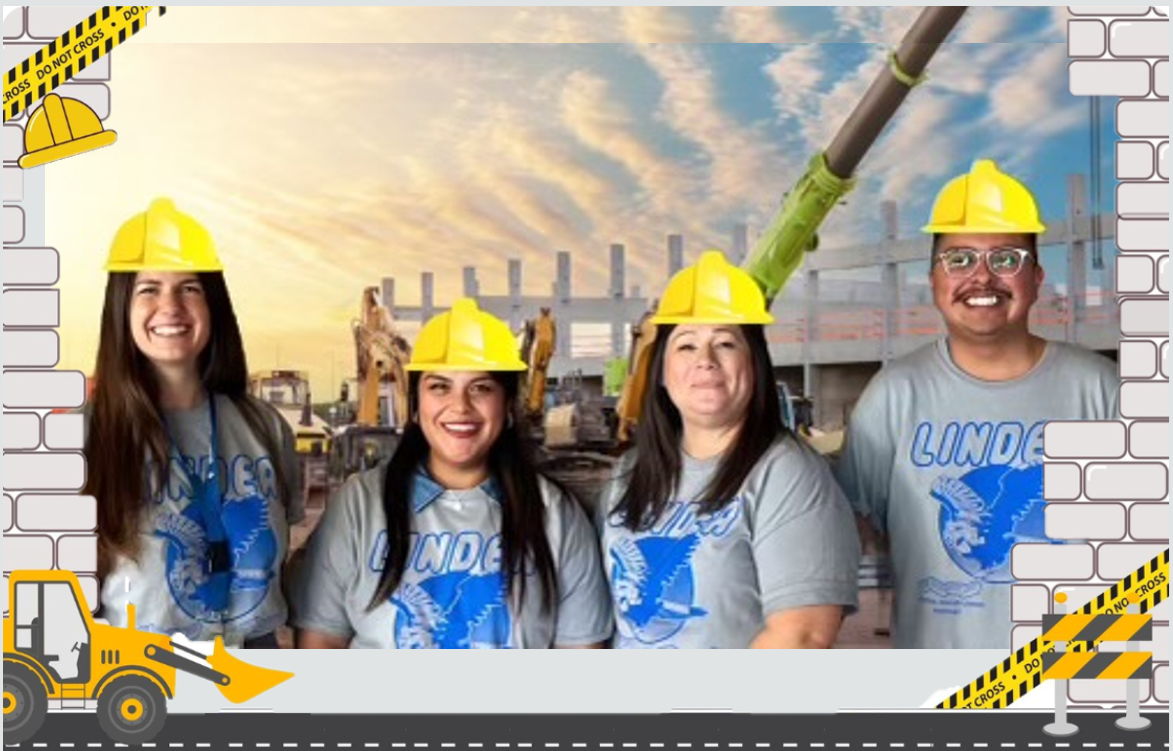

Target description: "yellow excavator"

left=353, top=286, right=412, bottom=431
left=3, top=570, right=293, bottom=745
left=328, top=287, right=411, bottom=488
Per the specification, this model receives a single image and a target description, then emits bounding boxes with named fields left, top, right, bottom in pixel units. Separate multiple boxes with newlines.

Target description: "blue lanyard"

left=166, top=396, right=232, bottom=609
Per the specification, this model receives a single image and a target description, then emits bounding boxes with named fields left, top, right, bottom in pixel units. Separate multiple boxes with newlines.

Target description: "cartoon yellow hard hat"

left=922, top=159, right=1047, bottom=235
left=651, top=250, right=774, bottom=325
left=407, top=298, right=527, bottom=372
left=106, top=198, right=224, bottom=272
left=18, top=93, right=117, bottom=169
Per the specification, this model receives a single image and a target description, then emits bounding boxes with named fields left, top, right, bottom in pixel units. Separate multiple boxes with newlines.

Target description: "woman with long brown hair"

left=291, top=299, right=611, bottom=649
left=601, top=251, right=860, bottom=649
left=84, top=199, right=302, bottom=648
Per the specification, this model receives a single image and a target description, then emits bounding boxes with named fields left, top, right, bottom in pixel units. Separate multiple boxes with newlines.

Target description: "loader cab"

left=12, top=580, right=92, bottom=684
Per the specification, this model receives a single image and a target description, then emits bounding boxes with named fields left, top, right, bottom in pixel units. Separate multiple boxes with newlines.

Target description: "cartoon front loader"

left=3, top=570, right=293, bottom=744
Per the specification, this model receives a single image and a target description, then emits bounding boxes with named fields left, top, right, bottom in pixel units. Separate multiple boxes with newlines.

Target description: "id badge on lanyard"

left=168, top=396, right=232, bottom=616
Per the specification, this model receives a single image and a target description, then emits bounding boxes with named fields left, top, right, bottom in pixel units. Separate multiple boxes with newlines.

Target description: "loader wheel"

left=97, top=675, right=168, bottom=744
left=4, top=662, right=48, bottom=744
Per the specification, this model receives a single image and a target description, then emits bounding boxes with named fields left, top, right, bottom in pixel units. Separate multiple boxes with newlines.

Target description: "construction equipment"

left=248, top=369, right=332, bottom=489
left=614, top=6, right=969, bottom=442
left=3, top=570, right=293, bottom=745
left=353, top=286, right=412, bottom=431
left=325, top=288, right=412, bottom=489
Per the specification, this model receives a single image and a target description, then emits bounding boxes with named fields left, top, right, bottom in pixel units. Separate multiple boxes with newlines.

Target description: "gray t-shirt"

left=98, top=394, right=302, bottom=646
left=599, top=436, right=861, bottom=649
left=834, top=339, right=1120, bottom=649
left=289, top=463, right=614, bottom=649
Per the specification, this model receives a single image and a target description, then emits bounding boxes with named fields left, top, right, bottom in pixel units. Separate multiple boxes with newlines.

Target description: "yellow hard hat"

left=922, top=159, right=1047, bottom=235
left=651, top=250, right=774, bottom=325
left=407, top=298, right=527, bottom=372
left=18, top=94, right=118, bottom=169
left=106, top=198, right=224, bottom=272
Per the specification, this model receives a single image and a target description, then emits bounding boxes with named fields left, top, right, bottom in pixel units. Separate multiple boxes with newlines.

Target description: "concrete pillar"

left=611, top=244, right=626, bottom=357
left=668, top=234, right=684, bottom=278
left=463, top=266, right=479, bottom=299
left=610, top=244, right=626, bottom=299
left=732, top=223, right=748, bottom=265
left=381, top=277, right=395, bottom=314
left=556, top=251, right=572, bottom=357
left=508, top=259, right=522, bottom=333
left=804, top=269, right=820, bottom=426
left=1067, top=174, right=1088, bottom=344
left=421, top=272, right=434, bottom=324
left=881, top=201, right=899, bottom=363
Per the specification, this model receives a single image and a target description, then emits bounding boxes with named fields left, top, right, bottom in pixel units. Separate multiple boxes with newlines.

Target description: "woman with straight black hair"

left=86, top=199, right=302, bottom=649
left=291, top=298, right=612, bottom=649
left=601, top=251, right=860, bottom=649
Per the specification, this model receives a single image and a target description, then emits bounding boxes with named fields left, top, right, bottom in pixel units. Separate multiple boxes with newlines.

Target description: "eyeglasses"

left=933, top=247, right=1035, bottom=279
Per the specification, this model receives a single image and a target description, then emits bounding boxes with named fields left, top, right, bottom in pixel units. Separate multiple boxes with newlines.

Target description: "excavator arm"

left=521, top=307, right=556, bottom=421
left=614, top=7, right=968, bottom=442
left=354, top=287, right=412, bottom=429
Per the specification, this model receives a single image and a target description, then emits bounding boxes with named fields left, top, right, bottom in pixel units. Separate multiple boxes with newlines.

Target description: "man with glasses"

left=834, top=160, right=1119, bottom=648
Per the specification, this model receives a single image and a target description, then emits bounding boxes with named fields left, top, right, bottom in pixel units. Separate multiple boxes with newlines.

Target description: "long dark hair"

left=614, top=324, right=789, bottom=531
left=368, top=371, right=558, bottom=614
left=84, top=272, right=290, bottom=578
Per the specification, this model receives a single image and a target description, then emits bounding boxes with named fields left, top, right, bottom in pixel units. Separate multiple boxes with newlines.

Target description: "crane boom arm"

left=745, top=6, right=969, bottom=303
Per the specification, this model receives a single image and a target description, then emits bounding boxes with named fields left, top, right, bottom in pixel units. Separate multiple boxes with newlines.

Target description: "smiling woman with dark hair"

left=85, top=199, right=302, bottom=649
left=601, top=251, right=860, bottom=650
left=291, top=298, right=612, bottom=649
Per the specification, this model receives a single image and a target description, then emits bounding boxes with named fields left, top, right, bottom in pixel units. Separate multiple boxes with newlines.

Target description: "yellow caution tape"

left=936, top=547, right=1169, bottom=710
left=3, top=6, right=167, bottom=123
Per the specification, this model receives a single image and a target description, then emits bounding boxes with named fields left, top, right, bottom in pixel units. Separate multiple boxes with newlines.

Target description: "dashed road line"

left=812, top=745, right=825, bottom=749
left=1082, top=745, right=1096, bottom=748
left=918, top=745, right=932, bottom=748
left=229, top=745, right=243, bottom=749
left=88, top=745, right=103, bottom=749
left=837, top=745, right=850, bottom=749
left=257, top=745, right=270, bottom=749
left=783, top=745, right=797, bottom=749
left=283, top=745, right=297, bottom=749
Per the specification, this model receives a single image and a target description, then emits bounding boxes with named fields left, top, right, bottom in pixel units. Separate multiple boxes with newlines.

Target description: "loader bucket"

left=205, top=637, right=295, bottom=704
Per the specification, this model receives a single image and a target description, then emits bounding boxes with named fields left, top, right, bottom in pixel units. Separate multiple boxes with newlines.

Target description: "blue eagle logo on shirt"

left=390, top=571, right=513, bottom=649
left=155, top=486, right=278, bottom=626
left=931, top=463, right=1048, bottom=584
left=609, top=534, right=707, bottom=646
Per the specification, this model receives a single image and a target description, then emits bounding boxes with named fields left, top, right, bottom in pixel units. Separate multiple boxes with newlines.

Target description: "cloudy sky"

left=40, top=6, right=1111, bottom=398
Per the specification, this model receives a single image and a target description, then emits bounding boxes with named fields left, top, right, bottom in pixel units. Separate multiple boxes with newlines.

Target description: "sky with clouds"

left=41, top=6, right=1114, bottom=398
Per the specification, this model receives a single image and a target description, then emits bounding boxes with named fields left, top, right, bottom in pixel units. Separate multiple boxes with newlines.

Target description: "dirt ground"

left=278, top=486, right=895, bottom=650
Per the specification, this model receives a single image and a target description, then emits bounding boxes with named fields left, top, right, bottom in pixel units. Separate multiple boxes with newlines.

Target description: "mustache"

left=953, top=284, right=1012, bottom=303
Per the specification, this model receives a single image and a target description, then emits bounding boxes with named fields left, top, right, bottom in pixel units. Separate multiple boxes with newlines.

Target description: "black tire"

left=4, top=662, right=49, bottom=744
left=96, top=674, right=168, bottom=744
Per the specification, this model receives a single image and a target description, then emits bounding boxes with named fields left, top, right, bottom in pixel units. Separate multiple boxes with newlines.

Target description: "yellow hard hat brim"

left=922, top=222, right=1047, bottom=235
left=105, top=260, right=225, bottom=272
left=405, top=361, right=527, bottom=373
left=650, top=313, right=774, bottom=326
left=18, top=130, right=117, bottom=170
